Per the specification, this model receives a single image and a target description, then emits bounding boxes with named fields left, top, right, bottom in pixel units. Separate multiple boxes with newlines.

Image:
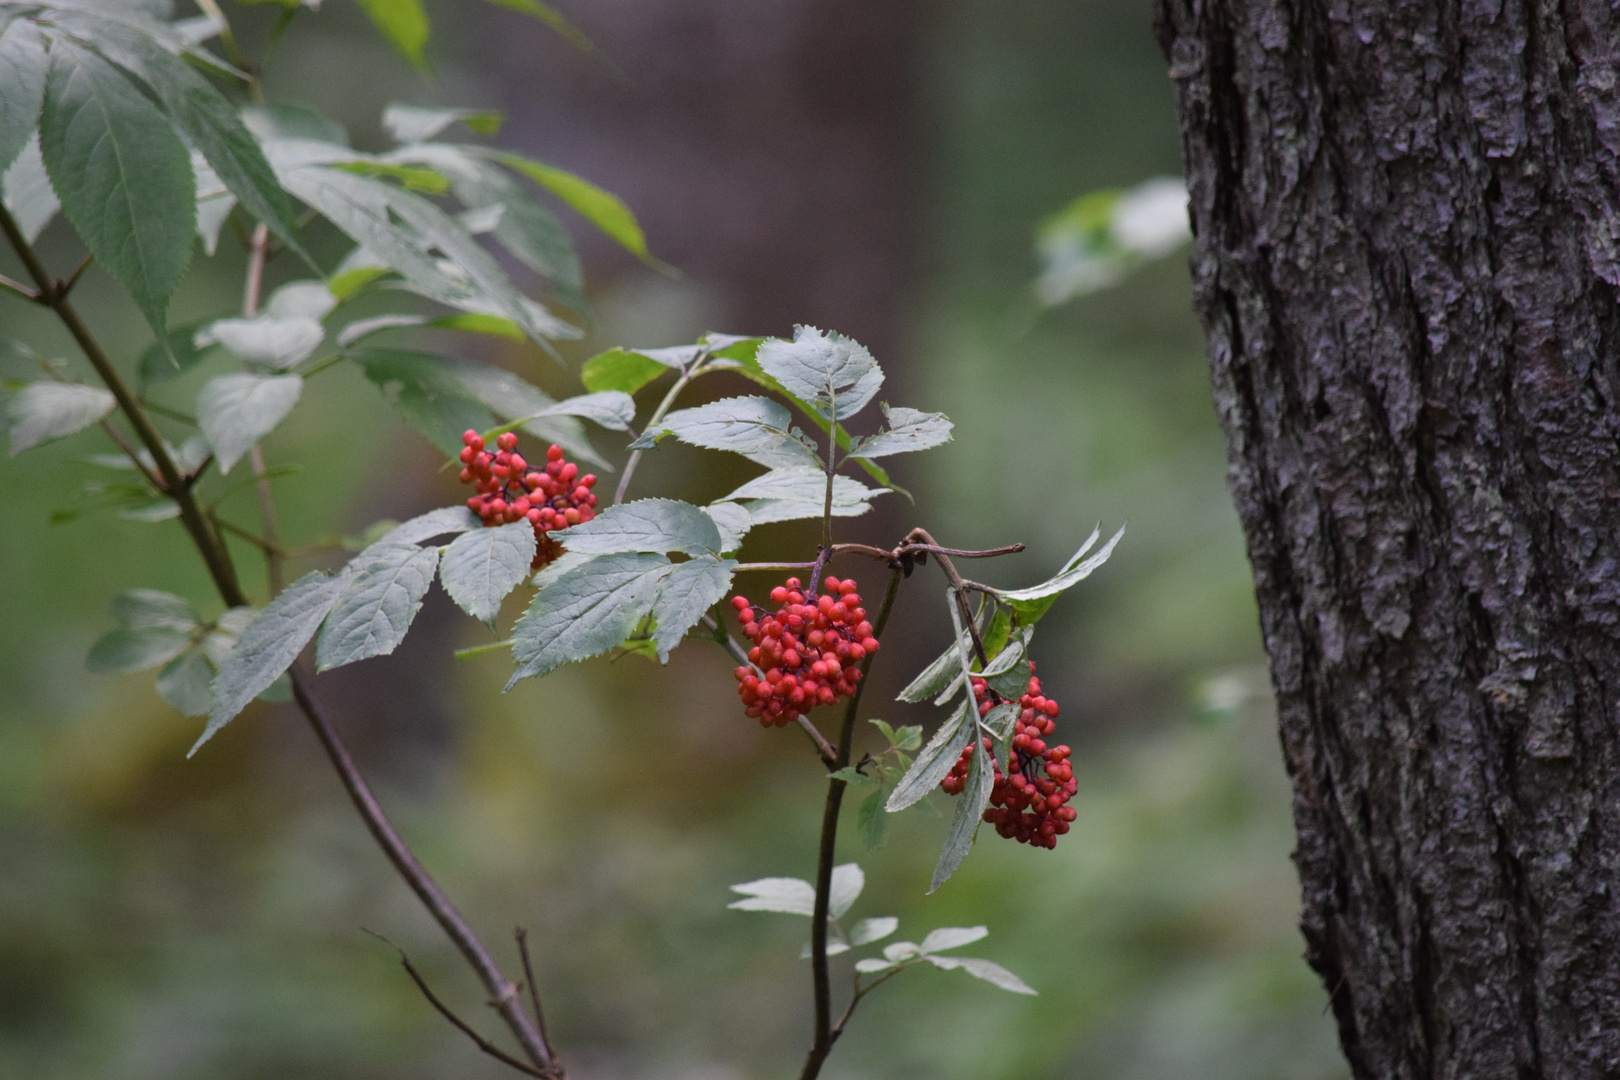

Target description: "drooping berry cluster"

left=729, top=576, right=880, bottom=727
left=941, top=664, right=1077, bottom=849
left=459, top=430, right=598, bottom=568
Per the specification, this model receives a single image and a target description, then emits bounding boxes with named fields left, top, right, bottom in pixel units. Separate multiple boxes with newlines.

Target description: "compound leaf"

left=923, top=955, right=1037, bottom=995
left=375, top=504, right=480, bottom=546
left=631, top=395, right=820, bottom=469
left=155, top=648, right=215, bottom=716
left=756, top=325, right=883, bottom=421
left=851, top=916, right=898, bottom=945
left=701, top=502, right=752, bottom=554
left=728, top=876, right=815, bottom=916
left=886, top=698, right=971, bottom=812
left=993, top=525, right=1124, bottom=624
left=649, top=555, right=736, bottom=660
left=930, top=734, right=992, bottom=893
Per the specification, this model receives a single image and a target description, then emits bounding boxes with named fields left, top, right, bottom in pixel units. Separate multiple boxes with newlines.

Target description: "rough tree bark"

left=1155, top=1, right=1620, bottom=1076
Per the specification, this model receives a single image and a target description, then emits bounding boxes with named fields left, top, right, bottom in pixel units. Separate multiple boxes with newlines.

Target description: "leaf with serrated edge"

left=631, top=395, right=820, bottom=469
left=87, top=626, right=193, bottom=674
left=494, top=151, right=649, bottom=258
left=156, top=649, right=214, bottom=716
left=315, top=543, right=440, bottom=671
left=702, top=502, right=752, bottom=554
left=349, top=349, right=491, bottom=455
left=554, top=498, right=721, bottom=557
left=200, top=316, right=323, bottom=370
left=0, top=18, right=47, bottom=175
left=930, top=735, right=992, bottom=893
left=40, top=41, right=193, bottom=336
left=727, top=876, right=815, bottom=916
left=756, top=325, right=883, bottom=421
left=580, top=348, right=673, bottom=395
left=846, top=405, right=954, bottom=459
left=923, top=955, right=1037, bottom=995
left=920, top=926, right=988, bottom=953
left=198, top=571, right=349, bottom=755
left=506, top=553, right=672, bottom=686
left=197, top=373, right=302, bottom=474
left=716, top=466, right=879, bottom=506
left=739, top=499, right=873, bottom=526
left=994, top=524, right=1124, bottom=602
left=886, top=698, right=972, bottom=811
left=896, top=632, right=970, bottom=704
left=375, top=505, right=480, bottom=546
left=438, top=520, right=535, bottom=625
left=851, top=916, right=899, bottom=945
left=830, top=863, right=864, bottom=918
left=6, top=382, right=115, bottom=455
left=650, top=556, right=737, bottom=660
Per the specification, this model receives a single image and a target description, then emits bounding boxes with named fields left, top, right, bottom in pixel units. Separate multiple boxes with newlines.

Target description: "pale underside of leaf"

left=886, top=698, right=972, bottom=812
left=930, top=734, right=992, bottom=893
left=315, top=542, right=440, bottom=671
left=5, top=381, right=116, bottom=455
left=196, top=372, right=302, bottom=474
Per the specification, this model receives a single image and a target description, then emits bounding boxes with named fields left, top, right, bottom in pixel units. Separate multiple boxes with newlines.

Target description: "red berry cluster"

left=941, top=664, right=1077, bottom=849
left=729, top=576, right=880, bottom=727
left=459, top=430, right=598, bottom=568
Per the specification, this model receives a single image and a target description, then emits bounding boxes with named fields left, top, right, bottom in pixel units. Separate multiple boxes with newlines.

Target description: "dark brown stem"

left=97, top=418, right=164, bottom=491
left=907, top=528, right=989, bottom=666
left=212, top=514, right=279, bottom=555
left=293, top=669, right=559, bottom=1075
left=58, top=253, right=93, bottom=299
left=799, top=566, right=902, bottom=1080
left=515, top=929, right=558, bottom=1062
left=367, top=931, right=549, bottom=1078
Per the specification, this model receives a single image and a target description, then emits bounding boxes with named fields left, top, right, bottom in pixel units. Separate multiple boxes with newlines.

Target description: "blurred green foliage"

left=0, top=0, right=1348, bottom=1077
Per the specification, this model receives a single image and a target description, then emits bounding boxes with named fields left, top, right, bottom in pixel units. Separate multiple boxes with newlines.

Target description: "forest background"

left=0, top=1, right=1348, bottom=1077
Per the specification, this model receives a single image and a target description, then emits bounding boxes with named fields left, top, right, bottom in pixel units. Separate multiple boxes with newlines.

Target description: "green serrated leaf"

left=506, top=552, right=673, bottom=686
left=5, top=382, right=116, bottom=455
left=995, top=525, right=1125, bottom=625
left=701, top=502, right=751, bottom=554
left=349, top=349, right=494, bottom=455
left=373, top=505, right=481, bottom=546
left=896, top=632, right=970, bottom=705
left=354, top=0, right=430, bottom=68
left=0, top=18, right=48, bottom=175
left=315, top=542, right=440, bottom=670
left=756, top=325, right=883, bottom=422
left=846, top=405, right=954, bottom=460
left=631, top=395, right=821, bottom=470
left=716, top=466, right=879, bottom=507
left=554, top=498, right=722, bottom=557
left=886, top=698, right=972, bottom=812
left=649, top=555, right=736, bottom=660
left=196, top=372, right=302, bottom=474
left=40, top=40, right=194, bottom=337
left=197, top=570, right=349, bottom=754
left=438, top=520, right=536, bottom=626
left=929, top=735, right=991, bottom=893
left=580, top=347, right=673, bottom=395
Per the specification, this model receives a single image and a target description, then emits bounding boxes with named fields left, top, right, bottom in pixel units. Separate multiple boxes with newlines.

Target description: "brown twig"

left=97, top=418, right=165, bottom=491
left=515, top=929, right=558, bottom=1063
left=365, top=930, right=549, bottom=1078
left=906, top=527, right=989, bottom=667
left=57, top=253, right=93, bottom=299
left=799, top=566, right=902, bottom=1080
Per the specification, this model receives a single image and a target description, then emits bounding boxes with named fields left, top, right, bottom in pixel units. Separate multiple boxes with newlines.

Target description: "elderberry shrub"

left=941, top=664, right=1079, bottom=849
left=459, top=430, right=599, bottom=568
left=729, top=576, right=881, bottom=728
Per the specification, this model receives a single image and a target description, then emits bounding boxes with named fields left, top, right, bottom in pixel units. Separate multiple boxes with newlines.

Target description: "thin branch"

left=613, top=352, right=707, bottom=506
left=515, top=929, right=558, bottom=1063
left=799, top=566, right=903, bottom=1080
left=898, top=541, right=1023, bottom=560
left=97, top=419, right=164, bottom=491
left=57, top=253, right=93, bottom=299
left=0, top=271, right=38, bottom=301
left=831, top=963, right=908, bottom=1038
left=906, top=527, right=989, bottom=667
left=212, top=514, right=279, bottom=555
left=139, top=399, right=197, bottom=426
left=365, top=931, right=549, bottom=1079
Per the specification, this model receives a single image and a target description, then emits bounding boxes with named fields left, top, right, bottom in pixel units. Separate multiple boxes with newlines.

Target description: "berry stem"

left=800, top=566, right=902, bottom=1080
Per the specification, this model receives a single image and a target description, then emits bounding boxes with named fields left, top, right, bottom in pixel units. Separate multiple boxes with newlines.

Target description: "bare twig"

left=0, top=271, right=38, bottom=301
left=515, top=929, right=558, bottom=1062
left=96, top=419, right=165, bottom=491
left=906, top=527, right=989, bottom=667
left=799, top=566, right=902, bottom=1080
left=614, top=352, right=706, bottom=506
left=365, top=931, right=549, bottom=1078
left=57, top=253, right=93, bottom=299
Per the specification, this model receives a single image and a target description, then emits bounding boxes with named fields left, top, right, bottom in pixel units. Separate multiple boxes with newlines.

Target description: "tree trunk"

left=1154, top=2, right=1620, bottom=1076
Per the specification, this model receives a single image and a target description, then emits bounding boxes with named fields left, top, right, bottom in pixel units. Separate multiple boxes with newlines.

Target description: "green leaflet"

left=315, top=542, right=440, bottom=670
left=354, top=0, right=430, bottom=69
left=0, top=18, right=47, bottom=175
left=438, top=520, right=536, bottom=627
left=40, top=40, right=194, bottom=338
